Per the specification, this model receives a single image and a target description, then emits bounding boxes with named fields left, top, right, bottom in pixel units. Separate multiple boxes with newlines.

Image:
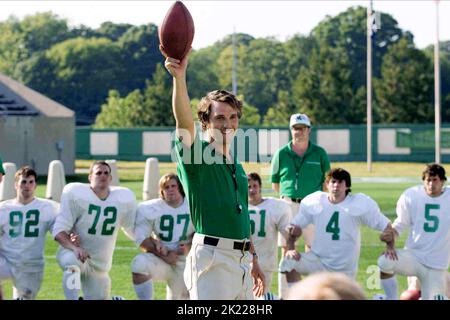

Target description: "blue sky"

left=1, top=1, right=448, bottom=49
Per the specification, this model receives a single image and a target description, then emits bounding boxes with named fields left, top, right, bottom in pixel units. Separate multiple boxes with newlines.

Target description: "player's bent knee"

left=58, top=250, right=83, bottom=270
left=131, top=255, right=151, bottom=276
left=377, top=255, right=395, bottom=274
left=65, top=265, right=81, bottom=274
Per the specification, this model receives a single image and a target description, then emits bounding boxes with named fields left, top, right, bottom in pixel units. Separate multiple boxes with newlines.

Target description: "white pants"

left=131, top=252, right=188, bottom=300
left=0, top=254, right=43, bottom=300
left=57, top=248, right=111, bottom=300
left=279, top=199, right=315, bottom=247
left=184, top=233, right=253, bottom=300
left=280, top=251, right=356, bottom=279
left=406, top=273, right=450, bottom=298
left=378, top=249, right=447, bottom=300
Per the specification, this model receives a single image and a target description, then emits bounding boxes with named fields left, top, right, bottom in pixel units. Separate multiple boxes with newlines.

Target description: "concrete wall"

left=0, top=116, right=75, bottom=175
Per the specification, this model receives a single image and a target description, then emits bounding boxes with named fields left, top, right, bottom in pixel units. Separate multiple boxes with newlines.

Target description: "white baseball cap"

left=290, top=113, right=311, bottom=128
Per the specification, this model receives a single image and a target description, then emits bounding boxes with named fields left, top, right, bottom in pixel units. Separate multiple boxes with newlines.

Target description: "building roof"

left=0, top=72, right=74, bottom=118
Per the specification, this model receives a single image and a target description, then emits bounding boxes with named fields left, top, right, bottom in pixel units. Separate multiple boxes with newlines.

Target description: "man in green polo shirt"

left=0, top=156, right=5, bottom=183
left=162, top=48, right=265, bottom=300
left=271, top=113, right=330, bottom=297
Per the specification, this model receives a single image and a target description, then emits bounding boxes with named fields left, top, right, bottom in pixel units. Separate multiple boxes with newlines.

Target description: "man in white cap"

left=270, top=113, right=330, bottom=298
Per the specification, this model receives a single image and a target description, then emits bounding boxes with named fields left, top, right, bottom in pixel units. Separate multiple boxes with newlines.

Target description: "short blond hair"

left=286, top=272, right=366, bottom=300
left=159, top=173, right=185, bottom=199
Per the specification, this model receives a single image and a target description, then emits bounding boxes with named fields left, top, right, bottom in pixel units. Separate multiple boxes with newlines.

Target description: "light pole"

left=232, top=27, right=238, bottom=96
left=367, top=0, right=373, bottom=172
left=434, top=0, right=441, bottom=164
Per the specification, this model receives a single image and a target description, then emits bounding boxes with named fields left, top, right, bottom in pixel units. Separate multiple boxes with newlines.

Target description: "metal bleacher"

left=0, top=92, right=39, bottom=116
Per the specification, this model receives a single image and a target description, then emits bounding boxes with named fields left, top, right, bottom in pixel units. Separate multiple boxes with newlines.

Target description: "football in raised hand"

left=159, top=1, right=195, bottom=60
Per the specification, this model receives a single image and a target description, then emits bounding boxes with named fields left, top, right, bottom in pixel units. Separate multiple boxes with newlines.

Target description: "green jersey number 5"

left=424, top=204, right=440, bottom=233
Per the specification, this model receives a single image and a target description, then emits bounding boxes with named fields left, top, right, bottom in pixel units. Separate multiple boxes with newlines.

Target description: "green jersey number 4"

left=326, top=211, right=340, bottom=240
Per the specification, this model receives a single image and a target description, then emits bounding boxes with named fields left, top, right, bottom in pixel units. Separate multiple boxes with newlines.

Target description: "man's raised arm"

left=161, top=47, right=195, bottom=147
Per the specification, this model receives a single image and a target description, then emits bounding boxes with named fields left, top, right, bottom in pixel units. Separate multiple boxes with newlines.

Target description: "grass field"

left=1, top=161, right=436, bottom=300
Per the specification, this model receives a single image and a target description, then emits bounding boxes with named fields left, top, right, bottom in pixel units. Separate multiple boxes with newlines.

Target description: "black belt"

left=203, top=236, right=250, bottom=251
left=282, top=196, right=302, bottom=203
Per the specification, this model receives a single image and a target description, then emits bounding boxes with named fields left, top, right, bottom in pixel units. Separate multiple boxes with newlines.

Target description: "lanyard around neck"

left=226, top=163, right=242, bottom=214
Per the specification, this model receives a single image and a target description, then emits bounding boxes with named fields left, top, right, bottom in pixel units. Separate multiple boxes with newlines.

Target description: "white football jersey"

left=135, top=198, right=193, bottom=251
left=52, top=183, right=137, bottom=272
left=393, top=186, right=450, bottom=270
left=0, top=198, right=58, bottom=272
left=249, top=197, right=291, bottom=272
left=292, top=191, right=390, bottom=275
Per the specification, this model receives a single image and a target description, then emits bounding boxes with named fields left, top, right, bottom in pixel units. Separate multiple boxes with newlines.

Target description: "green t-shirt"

left=0, top=157, right=5, bottom=175
left=270, top=141, right=330, bottom=199
left=175, top=135, right=250, bottom=240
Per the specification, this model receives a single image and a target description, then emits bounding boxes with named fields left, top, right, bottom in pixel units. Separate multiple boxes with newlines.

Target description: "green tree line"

left=0, top=7, right=449, bottom=127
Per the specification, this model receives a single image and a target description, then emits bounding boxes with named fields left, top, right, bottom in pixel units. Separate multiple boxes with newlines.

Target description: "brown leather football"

left=159, top=1, right=195, bottom=60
